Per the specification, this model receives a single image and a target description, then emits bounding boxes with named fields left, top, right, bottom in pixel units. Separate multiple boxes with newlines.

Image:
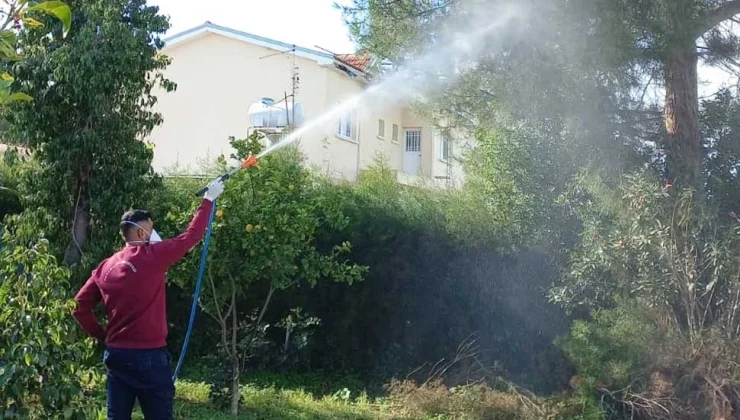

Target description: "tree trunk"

left=208, top=272, right=240, bottom=417
left=63, top=180, right=90, bottom=265
left=230, top=355, right=240, bottom=417
left=230, top=285, right=240, bottom=417
left=664, top=46, right=701, bottom=189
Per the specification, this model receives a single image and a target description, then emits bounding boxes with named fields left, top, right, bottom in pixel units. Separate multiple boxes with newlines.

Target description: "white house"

left=148, top=22, right=465, bottom=187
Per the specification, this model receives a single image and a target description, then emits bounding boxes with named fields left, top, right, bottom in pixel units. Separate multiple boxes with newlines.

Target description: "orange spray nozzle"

left=241, top=154, right=258, bottom=169
left=195, top=154, right=259, bottom=197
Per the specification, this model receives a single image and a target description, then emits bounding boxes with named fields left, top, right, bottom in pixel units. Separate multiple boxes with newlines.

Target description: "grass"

left=181, top=364, right=369, bottom=397
left=93, top=368, right=569, bottom=419
left=81, top=364, right=397, bottom=419
left=125, top=379, right=398, bottom=420
left=121, top=378, right=570, bottom=420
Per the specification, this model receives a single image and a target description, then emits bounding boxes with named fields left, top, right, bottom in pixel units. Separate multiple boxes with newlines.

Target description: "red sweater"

left=72, top=200, right=213, bottom=349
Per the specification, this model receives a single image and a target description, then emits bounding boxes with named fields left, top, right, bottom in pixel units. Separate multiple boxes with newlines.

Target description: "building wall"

left=150, top=32, right=332, bottom=173
left=371, top=107, right=405, bottom=170
left=149, top=31, right=464, bottom=186
left=307, top=65, right=364, bottom=180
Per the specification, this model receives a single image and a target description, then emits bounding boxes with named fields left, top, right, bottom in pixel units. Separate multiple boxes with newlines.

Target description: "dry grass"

left=387, top=379, right=556, bottom=420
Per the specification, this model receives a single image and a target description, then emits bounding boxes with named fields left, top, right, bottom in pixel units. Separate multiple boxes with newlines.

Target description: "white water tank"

left=248, top=98, right=304, bottom=130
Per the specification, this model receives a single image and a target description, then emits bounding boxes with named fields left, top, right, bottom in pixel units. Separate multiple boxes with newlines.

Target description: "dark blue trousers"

left=104, top=347, right=174, bottom=420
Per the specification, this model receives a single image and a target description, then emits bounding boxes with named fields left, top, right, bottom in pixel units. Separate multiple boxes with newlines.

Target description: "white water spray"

left=256, top=4, right=528, bottom=159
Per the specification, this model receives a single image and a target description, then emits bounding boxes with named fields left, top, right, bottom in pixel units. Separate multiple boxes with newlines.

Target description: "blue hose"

left=172, top=199, right=218, bottom=381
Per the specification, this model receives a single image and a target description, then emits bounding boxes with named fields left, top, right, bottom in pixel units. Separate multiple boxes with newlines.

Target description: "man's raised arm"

left=152, top=179, right=224, bottom=268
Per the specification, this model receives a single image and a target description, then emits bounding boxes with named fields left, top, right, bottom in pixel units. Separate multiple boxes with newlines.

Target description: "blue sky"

left=149, top=0, right=357, bottom=54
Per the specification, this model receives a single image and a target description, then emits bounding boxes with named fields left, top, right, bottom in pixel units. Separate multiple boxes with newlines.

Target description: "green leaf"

left=7, top=92, right=33, bottom=102
left=0, top=72, right=14, bottom=82
left=24, top=353, right=32, bottom=366
left=0, top=40, right=23, bottom=61
left=22, top=17, right=45, bottom=29
left=0, top=31, right=17, bottom=46
left=0, top=79, right=12, bottom=99
left=27, top=1, right=71, bottom=38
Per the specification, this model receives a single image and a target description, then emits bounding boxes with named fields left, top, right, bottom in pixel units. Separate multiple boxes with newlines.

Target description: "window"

left=392, top=124, right=399, bottom=142
left=405, top=129, right=421, bottom=152
left=378, top=119, right=385, bottom=138
left=404, top=129, right=422, bottom=175
left=440, top=136, right=450, bottom=161
left=337, top=113, right=354, bottom=140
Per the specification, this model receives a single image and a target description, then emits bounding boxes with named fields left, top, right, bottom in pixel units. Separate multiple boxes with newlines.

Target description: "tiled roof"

left=335, top=53, right=371, bottom=71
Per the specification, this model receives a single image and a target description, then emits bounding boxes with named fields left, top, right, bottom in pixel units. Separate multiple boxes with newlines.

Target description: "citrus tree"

left=170, top=135, right=366, bottom=416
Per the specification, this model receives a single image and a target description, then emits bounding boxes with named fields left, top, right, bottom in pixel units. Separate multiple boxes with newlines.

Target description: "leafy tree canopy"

left=4, top=0, right=173, bottom=271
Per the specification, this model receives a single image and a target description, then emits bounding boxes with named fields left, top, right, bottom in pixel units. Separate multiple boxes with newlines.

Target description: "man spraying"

left=72, top=179, right=224, bottom=420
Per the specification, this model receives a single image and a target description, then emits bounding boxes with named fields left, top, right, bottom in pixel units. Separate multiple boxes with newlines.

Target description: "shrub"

left=0, top=233, right=97, bottom=418
left=161, top=153, right=569, bottom=395
left=303, top=164, right=570, bottom=391
left=558, top=302, right=669, bottom=392
left=554, top=171, right=740, bottom=418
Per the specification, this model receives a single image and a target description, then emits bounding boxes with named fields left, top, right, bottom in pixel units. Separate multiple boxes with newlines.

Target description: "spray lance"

left=193, top=154, right=258, bottom=197
left=172, top=153, right=259, bottom=381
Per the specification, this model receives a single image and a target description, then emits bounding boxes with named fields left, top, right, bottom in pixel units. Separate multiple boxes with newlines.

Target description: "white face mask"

left=149, top=229, right=162, bottom=244
left=124, top=221, right=162, bottom=244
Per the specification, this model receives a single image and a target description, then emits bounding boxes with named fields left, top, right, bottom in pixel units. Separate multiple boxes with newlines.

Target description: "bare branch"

left=710, top=58, right=740, bottom=80
left=0, top=0, right=17, bottom=32
left=230, top=274, right=237, bottom=363
left=208, top=270, right=225, bottom=325
left=240, top=285, right=276, bottom=368
left=637, top=74, right=656, bottom=109
left=255, top=286, right=275, bottom=331
left=208, top=270, right=232, bottom=359
left=700, top=0, right=740, bottom=37
left=411, top=1, right=452, bottom=18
